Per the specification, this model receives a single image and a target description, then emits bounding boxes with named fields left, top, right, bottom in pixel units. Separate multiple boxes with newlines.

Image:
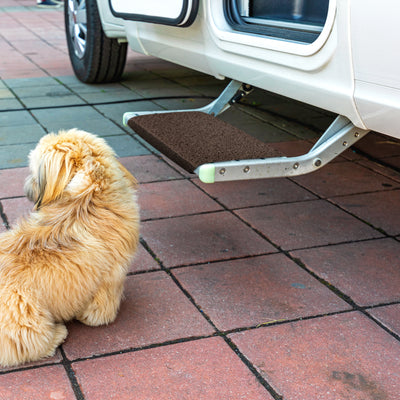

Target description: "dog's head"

left=25, top=129, right=115, bottom=210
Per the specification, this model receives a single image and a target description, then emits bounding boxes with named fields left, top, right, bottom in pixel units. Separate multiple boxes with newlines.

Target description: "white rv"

left=65, top=0, right=400, bottom=183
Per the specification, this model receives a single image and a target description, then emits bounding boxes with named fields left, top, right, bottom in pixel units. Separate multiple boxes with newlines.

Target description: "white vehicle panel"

left=96, top=0, right=400, bottom=139
left=354, top=82, right=400, bottom=140
left=132, top=0, right=364, bottom=129
left=350, top=0, right=400, bottom=89
left=96, top=0, right=126, bottom=38
left=110, top=0, right=187, bottom=20
left=350, top=0, right=400, bottom=138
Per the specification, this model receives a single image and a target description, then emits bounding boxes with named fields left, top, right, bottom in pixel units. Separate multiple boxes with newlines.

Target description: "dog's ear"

left=34, top=150, right=75, bottom=209
left=66, top=157, right=101, bottom=196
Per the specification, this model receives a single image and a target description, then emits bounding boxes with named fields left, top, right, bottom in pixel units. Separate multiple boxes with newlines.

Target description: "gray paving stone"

left=54, top=75, right=86, bottom=87
left=245, top=88, right=290, bottom=108
left=20, top=95, right=85, bottom=109
left=171, top=75, right=223, bottom=88
left=218, top=106, right=296, bottom=143
left=12, top=85, right=72, bottom=98
left=243, top=122, right=295, bottom=142
left=4, top=77, right=60, bottom=89
left=31, top=105, right=103, bottom=124
left=57, top=76, right=133, bottom=93
left=61, top=81, right=129, bottom=94
left=0, top=143, right=34, bottom=169
left=152, top=97, right=211, bottom=111
left=0, top=88, right=15, bottom=99
left=126, top=132, right=160, bottom=155
left=189, top=84, right=223, bottom=97
left=1, top=110, right=37, bottom=126
left=236, top=104, right=320, bottom=140
left=150, top=66, right=203, bottom=79
left=95, top=101, right=163, bottom=125
left=261, top=101, right=334, bottom=131
left=0, top=99, right=23, bottom=111
left=120, top=70, right=160, bottom=82
left=103, top=135, right=151, bottom=157
left=43, top=119, right=127, bottom=137
left=123, top=79, right=195, bottom=97
left=78, top=89, right=143, bottom=104
left=0, top=124, right=46, bottom=145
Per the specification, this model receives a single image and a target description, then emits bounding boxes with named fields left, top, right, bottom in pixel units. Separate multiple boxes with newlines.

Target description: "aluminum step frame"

left=123, top=80, right=370, bottom=183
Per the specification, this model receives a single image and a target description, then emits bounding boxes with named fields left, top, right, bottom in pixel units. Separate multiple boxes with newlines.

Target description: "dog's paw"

left=53, top=323, right=68, bottom=346
left=77, top=282, right=124, bottom=326
left=76, top=303, right=118, bottom=327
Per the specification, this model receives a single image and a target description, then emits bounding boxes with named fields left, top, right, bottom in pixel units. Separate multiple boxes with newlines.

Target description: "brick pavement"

left=0, top=2, right=400, bottom=399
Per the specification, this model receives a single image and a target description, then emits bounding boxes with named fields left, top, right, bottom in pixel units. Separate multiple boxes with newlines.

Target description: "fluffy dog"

left=0, top=129, right=139, bottom=367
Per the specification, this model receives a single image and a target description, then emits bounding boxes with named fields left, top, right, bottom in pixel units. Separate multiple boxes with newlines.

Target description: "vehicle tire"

left=65, top=0, right=127, bottom=83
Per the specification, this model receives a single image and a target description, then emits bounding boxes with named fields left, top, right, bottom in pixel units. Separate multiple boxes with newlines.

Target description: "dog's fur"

left=0, top=129, right=139, bottom=367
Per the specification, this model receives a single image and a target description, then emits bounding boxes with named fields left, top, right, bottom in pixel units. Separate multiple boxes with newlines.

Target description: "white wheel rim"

left=68, top=0, right=87, bottom=59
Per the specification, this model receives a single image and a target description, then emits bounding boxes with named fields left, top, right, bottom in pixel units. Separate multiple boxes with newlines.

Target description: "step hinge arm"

left=195, top=119, right=369, bottom=183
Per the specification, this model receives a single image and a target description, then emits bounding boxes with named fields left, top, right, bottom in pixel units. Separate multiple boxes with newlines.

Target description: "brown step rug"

left=127, top=111, right=282, bottom=173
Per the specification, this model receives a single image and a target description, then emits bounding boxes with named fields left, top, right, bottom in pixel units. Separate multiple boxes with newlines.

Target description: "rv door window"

left=225, top=0, right=330, bottom=43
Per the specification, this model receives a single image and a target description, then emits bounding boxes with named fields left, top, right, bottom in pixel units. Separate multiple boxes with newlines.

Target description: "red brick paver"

left=139, top=179, right=222, bottom=220
left=1, top=196, right=32, bottom=227
left=174, top=254, right=350, bottom=331
left=73, top=337, right=273, bottom=400
left=128, top=243, right=161, bottom=273
left=0, top=8, right=70, bottom=79
left=368, top=304, right=400, bottom=337
left=332, top=190, right=400, bottom=235
left=120, top=155, right=183, bottom=183
left=63, top=273, right=214, bottom=360
left=0, top=167, right=28, bottom=198
left=292, top=161, right=399, bottom=198
left=355, top=132, right=400, bottom=159
left=0, top=350, right=63, bottom=374
left=230, top=313, right=400, bottom=400
left=194, top=177, right=316, bottom=209
left=141, top=212, right=275, bottom=267
left=236, top=200, right=383, bottom=250
left=292, top=238, right=400, bottom=306
left=0, top=365, right=76, bottom=400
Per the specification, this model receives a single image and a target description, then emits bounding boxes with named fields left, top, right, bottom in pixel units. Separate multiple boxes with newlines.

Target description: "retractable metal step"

left=123, top=80, right=370, bottom=183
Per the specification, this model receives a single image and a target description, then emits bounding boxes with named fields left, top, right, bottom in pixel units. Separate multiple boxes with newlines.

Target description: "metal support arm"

left=122, top=80, right=249, bottom=124
left=195, top=116, right=369, bottom=183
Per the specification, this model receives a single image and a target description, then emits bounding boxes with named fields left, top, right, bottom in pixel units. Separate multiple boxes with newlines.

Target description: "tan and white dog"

left=0, top=129, right=139, bottom=367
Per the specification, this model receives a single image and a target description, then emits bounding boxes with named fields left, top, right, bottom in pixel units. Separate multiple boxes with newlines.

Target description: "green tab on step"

left=197, top=164, right=215, bottom=184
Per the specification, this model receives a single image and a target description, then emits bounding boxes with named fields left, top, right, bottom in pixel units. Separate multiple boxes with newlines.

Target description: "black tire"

left=65, top=0, right=127, bottom=83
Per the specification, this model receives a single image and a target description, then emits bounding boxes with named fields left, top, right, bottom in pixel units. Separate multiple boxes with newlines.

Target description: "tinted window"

left=225, top=0, right=330, bottom=44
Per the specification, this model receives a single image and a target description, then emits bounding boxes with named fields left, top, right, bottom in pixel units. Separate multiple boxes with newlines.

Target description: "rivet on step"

left=343, top=141, right=348, bottom=147
left=354, top=132, right=360, bottom=138
left=219, top=168, right=226, bottom=175
left=293, top=162, right=299, bottom=170
left=313, top=158, right=322, bottom=167
left=243, top=166, right=250, bottom=173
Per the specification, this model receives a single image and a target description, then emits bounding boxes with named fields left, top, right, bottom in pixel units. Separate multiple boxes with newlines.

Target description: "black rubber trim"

left=223, top=0, right=322, bottom=44
left=108, top=0, right=199, bottom=27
